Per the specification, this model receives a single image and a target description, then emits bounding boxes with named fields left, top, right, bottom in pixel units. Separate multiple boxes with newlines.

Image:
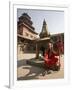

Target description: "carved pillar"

left=36, top=43, right=39, bottom=59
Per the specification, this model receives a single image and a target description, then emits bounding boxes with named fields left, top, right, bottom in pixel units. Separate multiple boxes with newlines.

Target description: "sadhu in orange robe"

left=44, top=49, right=59, bottom=67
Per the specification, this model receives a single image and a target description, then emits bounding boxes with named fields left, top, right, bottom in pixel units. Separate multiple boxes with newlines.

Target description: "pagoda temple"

left=17, top=13, right=38, bottom=56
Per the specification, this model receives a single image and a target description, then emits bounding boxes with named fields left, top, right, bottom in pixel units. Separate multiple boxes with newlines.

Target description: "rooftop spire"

left=43, top=19, right=46, bottom=25
left=39, top=19, right=49, bottom=38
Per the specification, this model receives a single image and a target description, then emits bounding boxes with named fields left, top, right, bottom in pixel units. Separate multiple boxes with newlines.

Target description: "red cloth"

left=44, top=50, right=59, bottom=67
left=57, top=42, right=64, bottom=53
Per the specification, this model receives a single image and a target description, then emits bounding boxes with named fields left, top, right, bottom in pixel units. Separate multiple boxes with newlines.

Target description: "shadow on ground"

left=4, top=85, right=10, bottom=88
left=17, top=58, right=56, bottom=80
left=17, top=59, right=29, bottom=67
left=17, top=65, right=51, bottom=80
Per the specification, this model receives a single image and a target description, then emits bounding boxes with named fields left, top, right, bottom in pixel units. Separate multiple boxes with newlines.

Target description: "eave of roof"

left=17, top=34, right=34, bottom=40
left=36, top=37, right=50, bottom=42
left=18, top=23, right=38, bottom=35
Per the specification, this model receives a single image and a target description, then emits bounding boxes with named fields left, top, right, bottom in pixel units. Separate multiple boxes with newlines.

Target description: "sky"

left=17, top=9, right=64, bottom=34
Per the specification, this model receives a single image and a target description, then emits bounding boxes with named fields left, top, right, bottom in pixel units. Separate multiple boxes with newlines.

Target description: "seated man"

left=44, top=42, right=60, bottom=70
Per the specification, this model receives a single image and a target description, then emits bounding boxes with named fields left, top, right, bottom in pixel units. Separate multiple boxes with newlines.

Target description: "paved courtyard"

left=17, top=53, right=64, bottom=80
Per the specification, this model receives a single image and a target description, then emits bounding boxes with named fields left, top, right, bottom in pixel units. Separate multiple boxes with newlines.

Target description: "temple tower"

left=39, top=19, right=49, bottom=38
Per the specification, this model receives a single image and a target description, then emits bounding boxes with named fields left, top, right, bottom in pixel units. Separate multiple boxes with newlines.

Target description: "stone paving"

left=17, top=53, right=64, bottom=80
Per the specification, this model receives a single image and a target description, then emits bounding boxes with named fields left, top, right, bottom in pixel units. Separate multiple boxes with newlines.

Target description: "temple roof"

left=18, top=13, right=38, bottom=35
left=36, top=37, right=50, bottom=42
left=22, top=13, right=31, bottom=19
left=18, top=34, right=35, bottom=40
left=19, top=13, right=33, bottom=25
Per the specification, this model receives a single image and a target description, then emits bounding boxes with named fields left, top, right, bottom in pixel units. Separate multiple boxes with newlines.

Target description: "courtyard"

left=17, top=53, right=64, bottom=80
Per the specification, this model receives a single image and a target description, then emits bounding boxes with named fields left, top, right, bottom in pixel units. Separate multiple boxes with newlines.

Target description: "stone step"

left=26, top=60, right=60, bottom=71
left=26, top=60, right=44, bottom=68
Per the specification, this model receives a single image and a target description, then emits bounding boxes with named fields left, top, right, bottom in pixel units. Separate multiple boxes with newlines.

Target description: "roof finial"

left=43, top=19, right=46, bottom=25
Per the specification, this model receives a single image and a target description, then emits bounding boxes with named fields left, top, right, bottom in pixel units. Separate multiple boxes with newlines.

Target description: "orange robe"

left=44, top=50, right=59, bottom=67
